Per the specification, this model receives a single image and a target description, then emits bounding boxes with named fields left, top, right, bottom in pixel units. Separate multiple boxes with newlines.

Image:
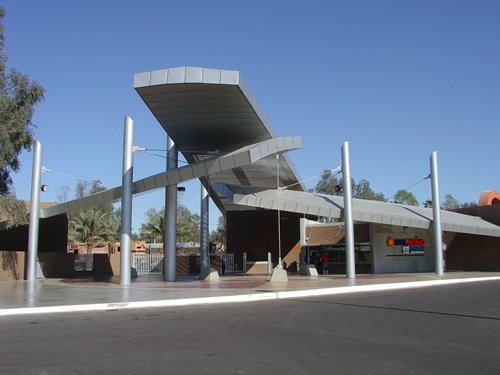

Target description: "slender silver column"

left=27, top=140, right=42, bottom=281
left=276, top=154, right=282, bottom=267
left=120, top=116, right=134, bottom=286
left=164, top=136, right=178, bottom=281
left=342, top=141, right=356, bottom=279
left=200, top=183, right=209, bottom=275
left=430, top=151, right=444, bottom=276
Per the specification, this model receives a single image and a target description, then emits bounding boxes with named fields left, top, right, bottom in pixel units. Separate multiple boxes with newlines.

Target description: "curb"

left=1, top=276, right=500, bottom=317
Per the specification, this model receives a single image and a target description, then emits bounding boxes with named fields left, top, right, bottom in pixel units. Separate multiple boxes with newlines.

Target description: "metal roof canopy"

left=39, top=137, right=301, bottom=219
left=214, top=184, right=500, bottom=238
left=134, top=66, right=304, bottom=213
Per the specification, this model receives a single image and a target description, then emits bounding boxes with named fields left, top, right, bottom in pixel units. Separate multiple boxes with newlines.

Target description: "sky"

left=4, top=0, right=500, bottom=234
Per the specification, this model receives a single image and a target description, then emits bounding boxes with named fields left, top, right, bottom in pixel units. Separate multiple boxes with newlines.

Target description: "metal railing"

left=132, top=253, right=164, bottom=275
left=74, top=254, right=93, bottom=271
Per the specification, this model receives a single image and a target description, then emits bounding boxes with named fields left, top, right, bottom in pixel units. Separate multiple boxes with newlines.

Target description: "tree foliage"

left=353, top=179, right=386, bottom=201
left=139, top=204, right=200, bottom=243
left=438, top=193, right=478, bottom=210
left=139, top=207, right=164, bottom=243
left=312, top=170, right=386, bottom=201
left=311, top=169, right=343, bottom=196
left=441, top=193, right=460, bottom=210
left=0, top=8, right=45, bottom=195
left=67, top=180, right=120, bottom=249
left=0, top=194, right=28, bottom=228
left=209, top=216, right=226, bottom=252
left=393, top=189, right=419, bottom=206
left=422, top=199, right=433, bottom=208
left=68, top=208, right=117, bottom=253
left=177, top=205, right=200, bottom=243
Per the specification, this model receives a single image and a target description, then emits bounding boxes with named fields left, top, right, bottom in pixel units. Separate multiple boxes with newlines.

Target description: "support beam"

left=200, top=183, right=209, bottom=275
left=430, top=151, right=444, bottom=276
left=120, top=116, right=134, bottom=286
left=164, top=136, right=178, bottom=282
left=26, top=140, right=42, bottom=281
left=342, top=141, right=356, bottom=279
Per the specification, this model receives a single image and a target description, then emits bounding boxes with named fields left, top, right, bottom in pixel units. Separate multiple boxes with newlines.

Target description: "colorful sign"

left=386, top=236, right=425, bottom=255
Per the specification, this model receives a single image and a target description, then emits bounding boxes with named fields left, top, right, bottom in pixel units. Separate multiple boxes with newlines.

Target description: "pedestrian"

left=321, top=253, right=329, bottom=275
left=221, top=257, right=226, bottom=275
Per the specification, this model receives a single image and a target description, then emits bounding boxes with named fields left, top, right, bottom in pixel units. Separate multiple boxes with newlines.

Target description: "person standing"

left=221, top=257, right=226, bottom=275
left=321, top=253, right=329, bottom=275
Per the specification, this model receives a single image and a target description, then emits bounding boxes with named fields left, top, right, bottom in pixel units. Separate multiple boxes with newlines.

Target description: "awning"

left=213, top=184, right=500, bottom=237
left=134, top=66, right=305, bottom=213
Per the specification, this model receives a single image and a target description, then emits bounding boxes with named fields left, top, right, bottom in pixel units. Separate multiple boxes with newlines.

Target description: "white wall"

left=371, top=224, right=434, bottom=273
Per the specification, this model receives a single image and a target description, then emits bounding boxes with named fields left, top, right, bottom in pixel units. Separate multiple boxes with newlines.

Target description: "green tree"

left=68, top=208, right=116, bottom=269
left=177, top=205, right=200, bottom=243
left=67, top=180, right=120, bottom=257
left=0, top=195, right=28, bottom=228
left=460, top=201, right=478, bottom=209
left=353, top=179, right=386, bottom=201
left=441, top=193, right=460, bottom=210
left=0, top=8, right=45, bottom=195
left=313, top=170, right=385, bottom=202
left=312, top=169, right=342, bottom=196
left=209, top=216, right=226, bottom=252
left=139, top=207, right=164, bottom=243
left=422, top=199, right=433, bottom=208
left=139, top=205, right=201, bottom=244
left=393, top=189, right=419, bottom=206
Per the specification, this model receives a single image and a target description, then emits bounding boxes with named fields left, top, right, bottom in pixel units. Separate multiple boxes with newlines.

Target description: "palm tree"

left=139, top=208, right=165, bottom=243
left=69, top=208, right=115, bottom=270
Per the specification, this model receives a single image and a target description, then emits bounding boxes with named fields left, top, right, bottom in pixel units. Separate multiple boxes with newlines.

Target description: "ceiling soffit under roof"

left=134, top=67, right=304, bottom=213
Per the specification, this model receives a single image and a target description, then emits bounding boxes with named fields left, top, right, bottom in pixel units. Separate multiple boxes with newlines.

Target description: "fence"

left=130, top=253, right=236, bottom=275
left=132, top=253, right=164, bottom=275
left=221, top=253, right=235, bottom=273
left=74, top=254, right=93, bottom=271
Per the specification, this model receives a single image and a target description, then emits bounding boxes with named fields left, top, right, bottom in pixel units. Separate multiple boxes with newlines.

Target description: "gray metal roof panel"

left=213, top=184, right=500, bottom=237
left=134, top=66, right=304, bottom=212
left=40, top=137, right=300, bottom=218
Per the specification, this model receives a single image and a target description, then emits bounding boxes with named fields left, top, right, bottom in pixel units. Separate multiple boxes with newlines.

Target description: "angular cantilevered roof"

left=39, top=137, right=301, bottom=219
left=134, top=66, right=304, bottom=213
left=213, top=184, right=500, bottom=237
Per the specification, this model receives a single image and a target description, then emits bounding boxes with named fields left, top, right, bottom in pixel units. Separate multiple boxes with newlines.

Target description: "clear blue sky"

left=4, top=0, right=500, bottom=233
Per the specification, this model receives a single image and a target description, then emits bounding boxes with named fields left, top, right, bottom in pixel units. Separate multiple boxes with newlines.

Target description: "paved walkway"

left=1, top=272, right=500, bottom=316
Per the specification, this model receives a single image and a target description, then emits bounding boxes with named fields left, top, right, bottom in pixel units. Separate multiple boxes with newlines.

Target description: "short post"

left=267, top=252, right=272, bottom=276
left=430, top=151, right=444, bottom=276
left=243, top=252, right=247, bottom=273
left=26, top=140, right=42, bottom=281
left=342, top=141, right=356, bottom=279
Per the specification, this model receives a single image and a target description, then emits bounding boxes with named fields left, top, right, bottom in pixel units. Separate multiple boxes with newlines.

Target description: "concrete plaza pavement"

left=1, top=271, right=500, bottom=316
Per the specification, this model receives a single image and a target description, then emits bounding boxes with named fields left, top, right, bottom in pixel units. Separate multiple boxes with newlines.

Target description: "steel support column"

left=26, top=140, right=42, bottom=281
left=164, top=136, right=178, bottom=281
left=342, top=141, right=356, bottom=279
left=120, top=116, right=134, bottom=286
left=430, top=151, right=444, bottom=276
left=200, top=183, right=209, bottom=275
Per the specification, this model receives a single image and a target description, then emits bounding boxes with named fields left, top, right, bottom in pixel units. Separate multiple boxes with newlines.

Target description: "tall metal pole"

left=342, top=141, right=356, bottom=279
left=430, top=151, right=444, bottom=276
left=26, top=140, right=42, bottom=281
left=120, top=116, right=134, bottom=286
left=276, top=154, right=282, bottom=268
left=200, top=182, right=209, bottom=275
left=164, top=136, right=178, bottom=281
